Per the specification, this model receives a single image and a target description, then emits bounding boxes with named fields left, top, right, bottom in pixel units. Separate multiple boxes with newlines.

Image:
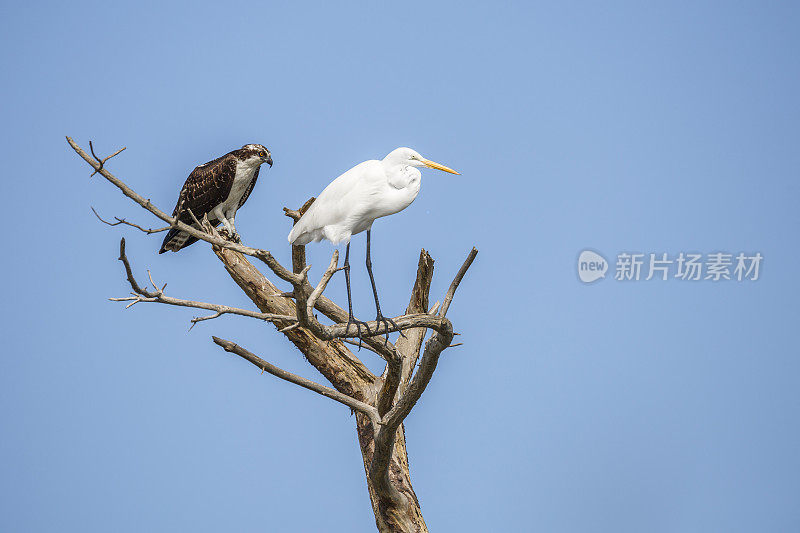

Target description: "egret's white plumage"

left=289, top=147, right=459, bottom=339
left=288, top=147, right=459, bottom=246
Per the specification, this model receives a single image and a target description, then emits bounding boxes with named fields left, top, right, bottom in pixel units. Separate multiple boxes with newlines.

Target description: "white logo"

left=578, top=250, right=608, bottom=283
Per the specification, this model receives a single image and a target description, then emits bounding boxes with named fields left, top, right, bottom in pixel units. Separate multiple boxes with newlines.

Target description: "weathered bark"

left=358, top=417, right=427, bottom=532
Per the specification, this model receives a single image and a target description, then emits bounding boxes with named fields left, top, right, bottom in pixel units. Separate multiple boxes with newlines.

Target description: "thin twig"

left=306, top=251, right=342, bottom=318
left=88, top=141, right=126, bottom=177
left=278, top=322, right=301, bottom=333
left=283, top=197, right=316, bottom=222
left=440, top=247, right=478, bottom=317
left=185, top=207, right=204, bottom=230
left=189, top=311, right=222, bottom=331
left=91, top=207, right=169, bottom=234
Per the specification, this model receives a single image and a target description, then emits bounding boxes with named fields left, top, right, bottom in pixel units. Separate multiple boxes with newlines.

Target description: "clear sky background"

left=2, top=1, right=799, bottom=531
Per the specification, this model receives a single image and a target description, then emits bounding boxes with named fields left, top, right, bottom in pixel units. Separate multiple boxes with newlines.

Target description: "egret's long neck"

left=380, top=155, right=403, bottom=177
left=384, top=160, right=421, bottom=191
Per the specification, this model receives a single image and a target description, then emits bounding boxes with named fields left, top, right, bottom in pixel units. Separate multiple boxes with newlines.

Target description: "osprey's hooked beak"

left=264, top=154, right=273, bottom=167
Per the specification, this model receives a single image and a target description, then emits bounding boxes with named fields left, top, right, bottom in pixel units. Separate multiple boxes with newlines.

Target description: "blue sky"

left=2, top=1, right=799, bottom=531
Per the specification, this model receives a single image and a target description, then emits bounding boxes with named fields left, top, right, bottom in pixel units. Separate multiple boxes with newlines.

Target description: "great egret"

left=288, top=147, right=459, bottom=339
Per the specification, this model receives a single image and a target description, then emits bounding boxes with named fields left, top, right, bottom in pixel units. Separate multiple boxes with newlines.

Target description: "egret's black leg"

left=365, top=230, right=405, bottom=344
left=343, top=241, right=370, bottom=348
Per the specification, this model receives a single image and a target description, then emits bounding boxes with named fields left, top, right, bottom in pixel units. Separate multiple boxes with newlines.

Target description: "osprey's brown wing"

left=159, top=154, right=238, bottom=253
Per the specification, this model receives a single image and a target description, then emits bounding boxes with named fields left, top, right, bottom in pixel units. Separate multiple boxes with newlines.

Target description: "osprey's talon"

left=218, top=228, right=240, bottom=242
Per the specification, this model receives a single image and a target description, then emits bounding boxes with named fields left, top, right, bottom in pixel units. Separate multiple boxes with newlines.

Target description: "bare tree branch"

left=113, top=238, right=295, bottom=327
left=91, top=206, right=170, bottom=234
left=326, top=314, right=450, bottom=339
left=88, top=140, right=126, bottom=177
left=278, top=322, right=301, bottom=333
left=212, top=336, right=380, bottom=426
left=283, top=197, right=316, bottom=222
left=440, top=247, right=478, bottom=317
left=306, top=250, right=344, bottom=317
left=400, top=251, right=436, bottom=381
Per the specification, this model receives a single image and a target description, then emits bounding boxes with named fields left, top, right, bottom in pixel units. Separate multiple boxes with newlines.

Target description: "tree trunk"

left=213, top=246, right=432, bottom=532
left=357, top=417, right=428, bottom=532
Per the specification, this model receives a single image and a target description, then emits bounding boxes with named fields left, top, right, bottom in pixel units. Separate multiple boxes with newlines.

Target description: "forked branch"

left=289, top=247, right=452, bottom=358
left=368, top=248, right=476, bottom=504
left=88, top=140, right=126, bottom=177
left=92, top=206, right=170, bottom=234
left=113, top=238, right=295, bottom=328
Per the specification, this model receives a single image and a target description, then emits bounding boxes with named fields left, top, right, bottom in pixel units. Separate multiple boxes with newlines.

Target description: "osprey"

left=159, top=144, right=272, bottom=253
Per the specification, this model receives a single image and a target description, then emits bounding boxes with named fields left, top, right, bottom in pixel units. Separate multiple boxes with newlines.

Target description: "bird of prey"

left=160, top=144, right=272, bottom=253
left=288, top=147, right=459, bottom=338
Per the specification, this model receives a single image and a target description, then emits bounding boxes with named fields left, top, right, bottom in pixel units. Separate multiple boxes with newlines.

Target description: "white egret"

left=288, top=147, right=460, bottom=339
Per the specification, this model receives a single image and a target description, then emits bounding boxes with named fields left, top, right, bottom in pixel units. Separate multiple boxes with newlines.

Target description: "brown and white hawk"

left=159, top=144, right=272, bottom=253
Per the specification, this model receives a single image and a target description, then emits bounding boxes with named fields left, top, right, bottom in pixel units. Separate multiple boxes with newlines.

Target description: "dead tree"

left=68, top=137, right=477, bottom=532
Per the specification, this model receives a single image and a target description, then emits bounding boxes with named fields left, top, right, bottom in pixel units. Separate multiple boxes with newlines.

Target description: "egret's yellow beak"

left=422, top=159, right=460, bottom=175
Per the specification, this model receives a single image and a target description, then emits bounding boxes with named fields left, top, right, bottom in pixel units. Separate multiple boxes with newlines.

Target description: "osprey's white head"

left=239, top=144, right=273, bottom=167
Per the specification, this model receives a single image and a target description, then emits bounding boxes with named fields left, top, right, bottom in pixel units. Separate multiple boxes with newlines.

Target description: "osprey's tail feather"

left=159, top=228, right=198, bottom=253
